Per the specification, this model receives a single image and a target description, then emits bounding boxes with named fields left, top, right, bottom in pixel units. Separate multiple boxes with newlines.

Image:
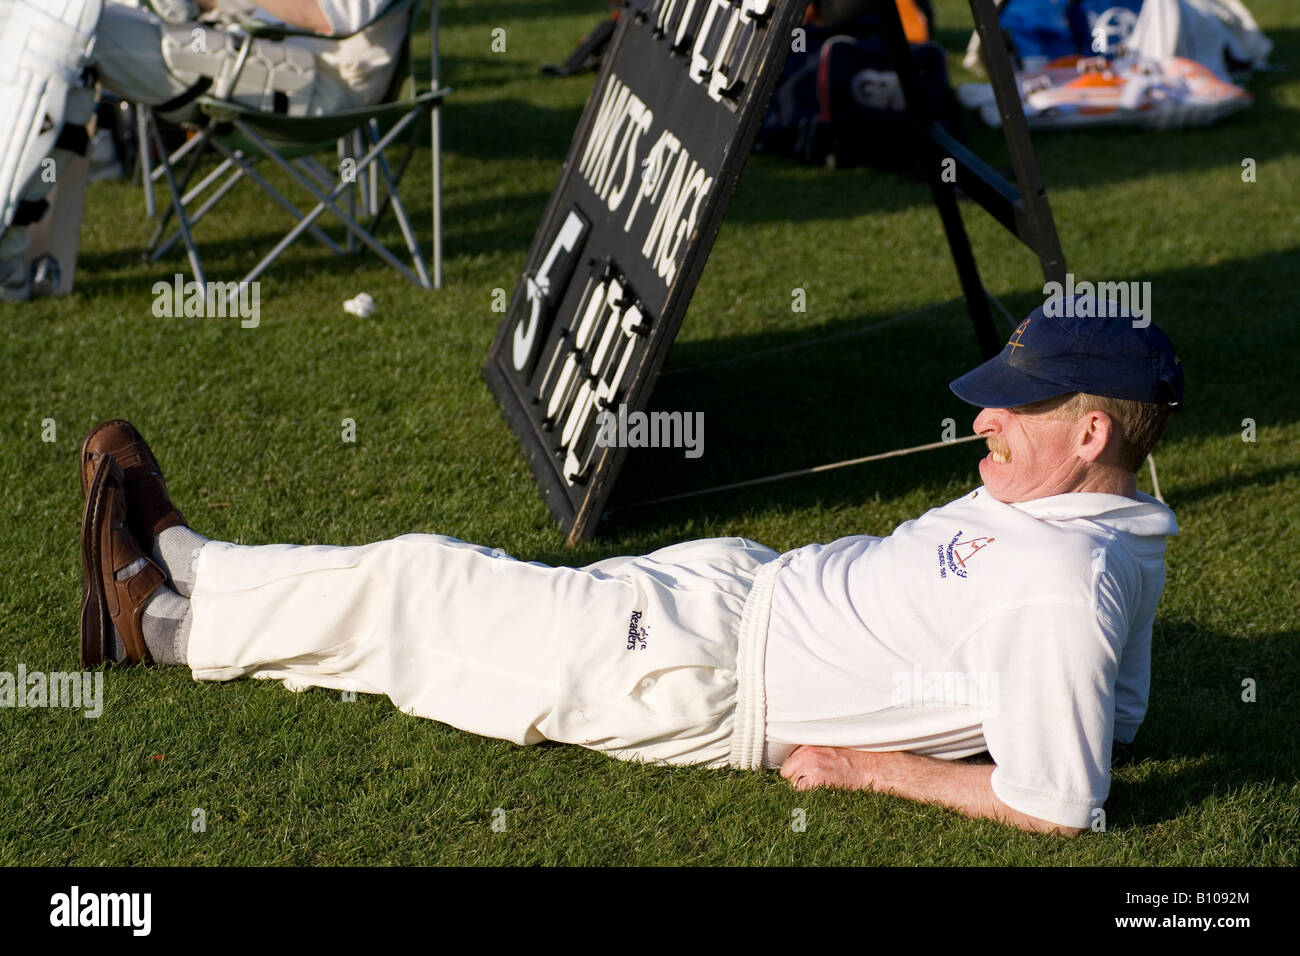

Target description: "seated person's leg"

left=92, top=3, right=197, bottom=116
left=97, top=4, right=320, bottom=123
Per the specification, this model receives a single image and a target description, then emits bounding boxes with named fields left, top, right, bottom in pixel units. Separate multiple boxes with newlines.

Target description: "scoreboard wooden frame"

left=483, top=0, right=807, bottom=544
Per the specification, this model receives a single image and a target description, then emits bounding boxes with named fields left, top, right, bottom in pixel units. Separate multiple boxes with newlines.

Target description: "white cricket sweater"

left=763, top=487, right=1179, bottom=828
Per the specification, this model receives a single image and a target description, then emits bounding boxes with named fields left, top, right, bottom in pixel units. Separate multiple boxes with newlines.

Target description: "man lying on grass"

left=78, top=299, right=1182, bottom=837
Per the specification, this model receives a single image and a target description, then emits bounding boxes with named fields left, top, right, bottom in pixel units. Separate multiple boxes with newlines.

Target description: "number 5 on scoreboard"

left=511, top=209, right=590, bottom=376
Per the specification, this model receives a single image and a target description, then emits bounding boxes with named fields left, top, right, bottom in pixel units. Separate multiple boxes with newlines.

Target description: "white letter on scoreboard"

left=707, top=6, right=744, bottom=101
left=690, top=0, right=727, bottom=85
left=512, top=212, right=586, bottom=371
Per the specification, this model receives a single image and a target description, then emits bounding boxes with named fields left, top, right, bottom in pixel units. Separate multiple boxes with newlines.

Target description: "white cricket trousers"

left=187, top=535, right=790, bottom=770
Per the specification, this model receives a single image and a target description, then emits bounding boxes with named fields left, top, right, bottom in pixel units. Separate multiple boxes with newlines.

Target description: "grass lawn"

left=0, top=0, right=1296, bottom=865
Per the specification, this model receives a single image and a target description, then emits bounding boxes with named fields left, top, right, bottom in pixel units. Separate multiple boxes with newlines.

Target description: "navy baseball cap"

left=949, top=296, right=1183, bottom=409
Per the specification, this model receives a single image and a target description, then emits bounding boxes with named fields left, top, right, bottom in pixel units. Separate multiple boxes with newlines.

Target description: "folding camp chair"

left=139, top=0, right=449, bottom=299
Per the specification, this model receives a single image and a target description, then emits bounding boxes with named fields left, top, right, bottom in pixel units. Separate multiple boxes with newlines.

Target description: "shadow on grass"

left=438, top=0, right=592, bottom=28
left=598, top=244, right=1300, bottom=538
left=442, top=98, right=584, bottom=160
left=435, top=54, right=546, bottom=92
left=74, top=205, right=549, bottom=299
left=1106, top=617, right=1300, bottom=831
left=1163, top=463, right=1299, bottom=513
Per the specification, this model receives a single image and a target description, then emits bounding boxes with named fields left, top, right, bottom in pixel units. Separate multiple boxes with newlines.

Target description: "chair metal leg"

left=430, top=100, right=443, bottom=289
left=147, top=126, right=213, bottom=257
left=366, top=119, right=430, bottom=288
left=233, top=114, right=427, bottom=285
left=353, top=130, right=369, bottom=227
left=296, top=156, right=336, bottom=192
left=340, top=135, right=357, bottom=254
left=138, top=106, right=156, bottom=218
left=149, top=120, right=206, bottom=288
left=368, top=148, right=379, bottom=218
left=430, top=0, right=443, bottom=289
left=150, top=163, right=247, bottom=261
left=149, top=127, right=207, bottom=186
left=364, top=106, right=428, bottom=235
left=181, top=155, right=239, bottom=207
left=208, top=140, right=346, bottom=256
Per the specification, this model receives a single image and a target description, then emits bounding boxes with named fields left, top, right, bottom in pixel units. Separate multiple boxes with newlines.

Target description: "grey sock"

left=152, top=525, right=209, bottom=598
left=107, top=628, right=127, bottom=665
left=140, top=586, right=193, bottom=666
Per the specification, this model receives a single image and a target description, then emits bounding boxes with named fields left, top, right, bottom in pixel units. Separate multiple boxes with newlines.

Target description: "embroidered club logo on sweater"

left=937, top=531, right=996, bottom=579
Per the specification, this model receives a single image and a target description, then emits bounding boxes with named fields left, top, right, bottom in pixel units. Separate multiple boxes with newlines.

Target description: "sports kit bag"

left=757, top=9, right=964, bottom=171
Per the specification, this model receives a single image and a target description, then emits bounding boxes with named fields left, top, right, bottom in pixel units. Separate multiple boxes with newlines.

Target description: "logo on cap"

left=1006, top=318, right=1031, bottom=353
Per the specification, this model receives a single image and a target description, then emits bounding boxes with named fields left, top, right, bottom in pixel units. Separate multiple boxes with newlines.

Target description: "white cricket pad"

left=160, top=23, right=316, bottom=116
left=0, top=0, right=103, bottom=230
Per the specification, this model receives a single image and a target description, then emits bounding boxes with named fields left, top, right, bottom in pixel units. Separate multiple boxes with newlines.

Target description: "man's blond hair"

left=1035, top=393, right=1174, bottom=472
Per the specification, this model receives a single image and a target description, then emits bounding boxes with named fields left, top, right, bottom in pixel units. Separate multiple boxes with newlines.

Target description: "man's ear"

left=1074, top=410, right=1121, bottom=464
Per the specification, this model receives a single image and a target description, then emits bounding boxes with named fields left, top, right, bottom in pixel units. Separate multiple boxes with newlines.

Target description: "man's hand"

left=779, top=745, right=1087, bottom=837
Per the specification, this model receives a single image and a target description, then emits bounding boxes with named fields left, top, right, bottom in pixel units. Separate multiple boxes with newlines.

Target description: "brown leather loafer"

left=80, top=455, right=166, bottom=667
left=80, top=420, right=186, bottom=553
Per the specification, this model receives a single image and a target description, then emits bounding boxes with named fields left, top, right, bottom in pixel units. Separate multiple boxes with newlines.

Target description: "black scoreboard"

left=483, top=0, right=805, bottom=544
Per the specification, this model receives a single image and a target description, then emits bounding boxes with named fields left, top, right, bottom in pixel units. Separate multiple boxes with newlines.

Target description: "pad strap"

left=154, top=76, right=213, bottom=115
left=55, top=124, right=90, bottom=156
left=12, top=199, right=49, bottom=225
